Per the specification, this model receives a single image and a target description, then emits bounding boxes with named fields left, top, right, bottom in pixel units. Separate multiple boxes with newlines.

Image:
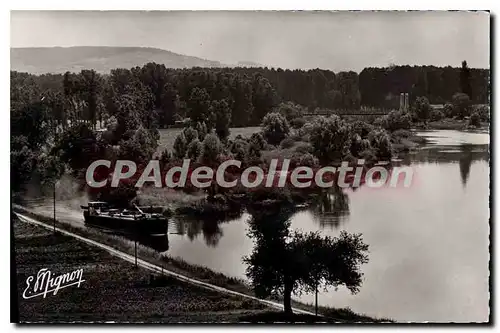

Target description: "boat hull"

left=83, top=213, right=168, bottom=235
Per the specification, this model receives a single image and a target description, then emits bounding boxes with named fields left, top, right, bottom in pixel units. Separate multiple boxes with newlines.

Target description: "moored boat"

left=81, top=201, right=168, bottom=235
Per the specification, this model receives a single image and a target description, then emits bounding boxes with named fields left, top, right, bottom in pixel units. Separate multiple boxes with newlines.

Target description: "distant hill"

left=236, top=61, right=265, bottom=68
left=10, top=46, right=225, bottom=74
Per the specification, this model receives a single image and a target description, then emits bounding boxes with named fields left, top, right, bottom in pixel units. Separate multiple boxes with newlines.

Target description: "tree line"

left=11, top=62, right=489, bottom=132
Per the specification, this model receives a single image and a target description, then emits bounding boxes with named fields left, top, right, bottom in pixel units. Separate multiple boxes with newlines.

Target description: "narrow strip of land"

left=15, top=212, right=317, bottom=317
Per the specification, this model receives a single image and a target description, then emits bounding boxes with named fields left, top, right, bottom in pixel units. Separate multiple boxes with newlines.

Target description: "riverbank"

left=13, top=215, right=268, bottom=323
left=12, top=205, right=391, bottom=323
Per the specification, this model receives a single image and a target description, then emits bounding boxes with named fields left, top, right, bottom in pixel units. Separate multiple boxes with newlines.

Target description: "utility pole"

left=135, top=238, right=138, bottom=268
left=53, top=181, right=56, bottom=234
left=315, top=283, right=318, bottom=316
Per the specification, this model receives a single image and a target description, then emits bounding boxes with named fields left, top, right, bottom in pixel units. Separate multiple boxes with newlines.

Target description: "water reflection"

left=171, top=214, right=241, bottom=247
left=458, top=145, right=474, bottom=187
left=310, top=186, right=350, bottom=229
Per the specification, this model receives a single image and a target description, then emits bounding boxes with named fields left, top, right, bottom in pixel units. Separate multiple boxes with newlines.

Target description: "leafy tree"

left=452, top=93, right=472, bottom=119
left=11, top=136, right=37, bottom=191
left=54, top=123, right=105, bottom=175
left=374, top=110, right=411, bottom=132
left=367, top=129, right=392, bottom=160
left=186, top=138, right=203, bottom=160
left=413, top=96, right=431, bottom=121
left=173, top=132, right=188, bottom=159
left=249, top=132, right=266, bottom=151
left=261, top=112, right=290, bottom=146
left=11, top=101, right=50, bottom=151
left=251, top=74, right=278, bottom=125
left=460, top=60, right=472, bottom=99
left=183, top=127, right=199, bottom=146
left=430, top=109, right=445, bottom=121
left=244, top=209, right=369, bottom=314
left=230, top=138, right=248, bottom=163
left=210, top=99, right=232, bottom=141
left=118, top=126, right=158, bottom=166
left=188, top=87, right=211, bottom=124
left=195, top=121, right=208, bottom=141
left=159, top=148, right=172, bottom=166
left=200, top=132, right=222, bottom=166
left=469, top=112, right=481, bottom=127
left=275, top=102, right=304, bottom=121
left=309, top=115, right=351, bottom=163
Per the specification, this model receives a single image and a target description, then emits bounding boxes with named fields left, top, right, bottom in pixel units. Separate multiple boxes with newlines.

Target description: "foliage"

left=413, top=96, right=431, bottom=121
left=443, top=103, right=454, bottom=118
left=373, top=110, right=411, bottom=132
left=182, top=127, right=199, bottom=146
left=460, top=60, right=472, bottom=99
left=173, top=132, right=188, bottom=159
left=244, top=209, right=369, bottom=314
left=280, top=137, right=295, bottom=149
left=186, top=138, right=203, bottom=160
left=211, top=99, right=232, bottom=141
left=274, top=102, right=304, bottom=121
left=249, top=132, right=266, bottom=151
left=367, top=129, right=392, bottom=160
left=452, top=93, right=472, bottom=119
left=429, top=109, right=445, bottom=121
left=159, top=148, right=172, bottom=166
left=469, top=112, right=481, bottom=127
left=200, top=132, right=223, bottom=166
left=261, top=112, right=291, bottom=146
left=118, top=126, right=158, bottom=165
left=474, top=105, right=490, bottom=122
left=309, top=115, right=352, bottom=163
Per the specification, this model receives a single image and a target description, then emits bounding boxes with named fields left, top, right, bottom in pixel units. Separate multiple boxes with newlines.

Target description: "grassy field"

left=13, top=217, right=269, bottom=323
left=156, top=126, right=260, bottom=154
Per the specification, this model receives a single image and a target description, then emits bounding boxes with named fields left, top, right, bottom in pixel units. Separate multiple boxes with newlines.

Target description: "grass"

left=13, top=216, right=267, bottom=323
left=13, top=205, right=390, bottom=323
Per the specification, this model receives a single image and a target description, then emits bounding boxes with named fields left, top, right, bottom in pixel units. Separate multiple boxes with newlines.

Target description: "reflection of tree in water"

left=173, top=216, right=230, bottom=247
left=310, top=186, right=350, bottom=229
left=459, top=144, right=473, bottom=187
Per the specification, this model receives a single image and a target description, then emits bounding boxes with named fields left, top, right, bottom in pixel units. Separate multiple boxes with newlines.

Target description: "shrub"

left=186, top=138, right=203, bottom=160
left=469, top=112, right=481, bottom=127
left=474, top=105, right=490, bottom=122
left=290, top=152, right=319, bottom=168
left=309, top=115, right=351, bottom=163
left=195, top=122, right=208, bottom=141
left=275, top=101, right=304, bottom=121
left=452, top=93, right=472, bottom=119
left=298, top=121, right=314, bottom=139
left=183, top=127, right=199, bottom=145
left=294, top=142, right=313, bottom=154
left=173, top=132, right=187, bottom=159
left=159, top=148, right=172, bottom=166
left=290, top=117, right=307, bottom=129
left=367, top=129, right=392, bottom=160
left=280, top=137, right=295, bottom=149
left=443, top=103, right=454, bottom=118
left=429, top=109, right=445, bottom=121
left=351, top=120, right=375, bottom=138
left=249, top=132, right=266, bottom=151
left=413, top=97, right=431, bottom=121
left=199, top=132, right=222, bottom=165
left=261, top=112, right=291, bottom=146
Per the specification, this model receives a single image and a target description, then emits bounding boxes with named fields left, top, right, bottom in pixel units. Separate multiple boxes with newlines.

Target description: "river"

left=165, top=129, right=490, bottom=322
left=23, top=129, right=490, bottom=322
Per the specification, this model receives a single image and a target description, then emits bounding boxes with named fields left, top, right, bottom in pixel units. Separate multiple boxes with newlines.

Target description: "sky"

left=10, top=11, right=490, bottom=71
